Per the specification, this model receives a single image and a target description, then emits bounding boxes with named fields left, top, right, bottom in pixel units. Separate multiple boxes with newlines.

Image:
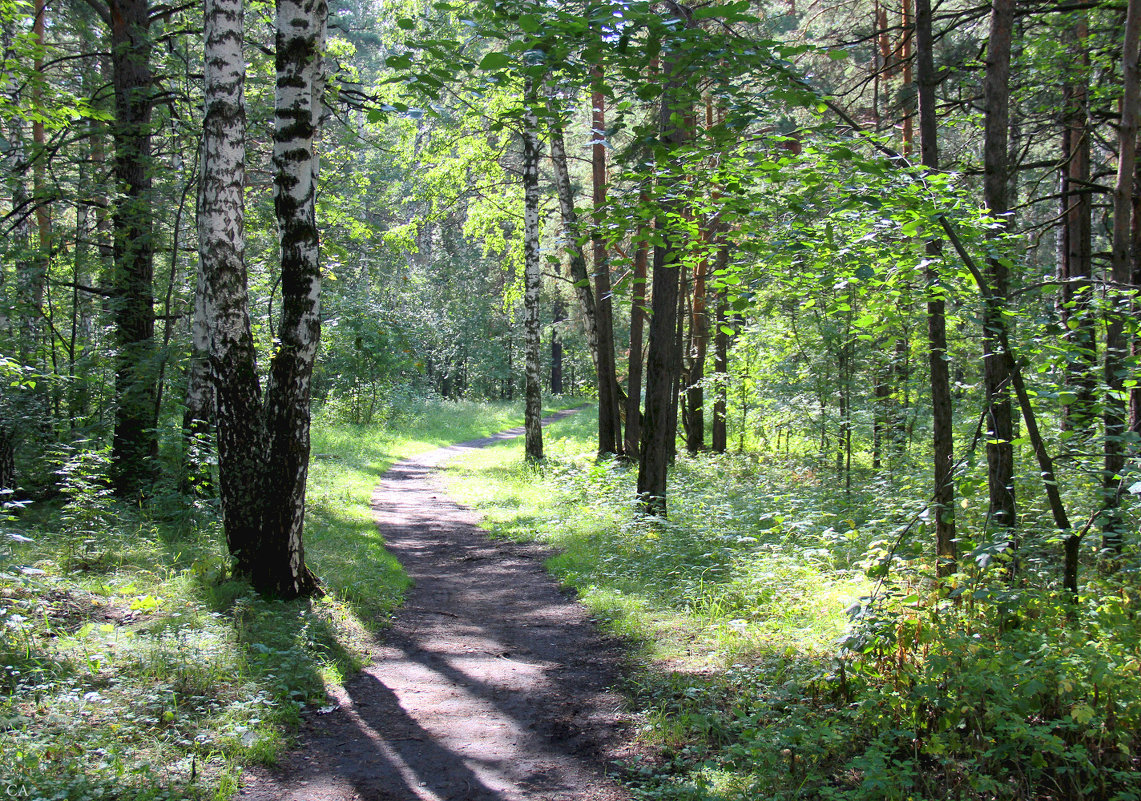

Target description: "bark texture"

left=522, top=79, right=544, bottom=462
left=200, top=0, right=266, bottom=575
left=1102, top=0, right=1141, bottom=551
left=199, top=0, right=323, bottom=598
left=548, top=110, right=600, bottom=369
left=591, top=76, right=622, bottom=456
left=637, top=28, right=691, bottom=516
left=260, top=0, right=327, bottom=596
left=1058, top=17, right=1096, bottom=430
left=915, top=0, right=956, bottom=575
left=108, top=0, right=159, bottom=496
left=981, top=0, right=1017, bottom=538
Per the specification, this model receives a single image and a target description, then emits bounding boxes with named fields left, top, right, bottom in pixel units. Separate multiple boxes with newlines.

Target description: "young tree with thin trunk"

left=625, top=237, right=648, bottom=457
left=548, top=105, right=601, bottom=375
left=591, top=71, right=622, bottom=457
left=980, top=0, right=1017, bottom=543
left=522, top=77, right=543, bottom=462
left=914, top=0, right=956, bottom=576
left=1058, top=15, right=1096, bottom=431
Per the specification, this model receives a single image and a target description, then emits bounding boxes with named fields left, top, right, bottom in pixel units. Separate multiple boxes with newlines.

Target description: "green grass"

left=446, top=407, right=1141, bottom=801
left=446, top=407, right=873, bottom=799
left=0, top=397, right=583, bottom=801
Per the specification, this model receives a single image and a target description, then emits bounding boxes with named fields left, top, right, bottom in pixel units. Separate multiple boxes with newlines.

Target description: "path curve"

left=239, top=408, right=632, bottom=801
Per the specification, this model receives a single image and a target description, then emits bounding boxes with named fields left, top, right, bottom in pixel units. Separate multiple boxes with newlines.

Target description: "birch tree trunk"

left=200, top=0, right=266, bottom=576
left=522, top=78, right=543, bottom=462
left=200, top=0, right=322, bottom=598
left=259, top=0, right=327, bottom=596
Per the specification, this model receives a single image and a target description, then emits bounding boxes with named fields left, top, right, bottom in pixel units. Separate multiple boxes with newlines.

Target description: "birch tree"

left=522, top=76, right=543, bottom=461
left=199, top=0, right=324, bottom=598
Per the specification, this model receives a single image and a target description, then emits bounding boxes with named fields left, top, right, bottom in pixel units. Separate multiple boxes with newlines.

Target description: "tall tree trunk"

left=624, top=237, right=648, bottom=457
left=259, top=0, right=327, bottom=596
left=548, top=107, right=600, bottom=373
left=28, top=0, right=48, bottom=366
left=551, top=298, right=564, bottom=395
left=1102, top=0, right=1141, bottom=553
left=200, top=0, right=322, bottom=598
left=981, top=0, right=1017, bottom=542
left=591, top=73, right=622, bottom=456
left=522, top=77, right=543, bottom=462
left=200, top=0, right=267, bottom=578
left=683, top=256, right=709, bottom=454
left=915, top=0, right=957, bottom=576
left=683, top=98, right=717, bottom=456
left=711, top=286, right=730, bottom=454
left=1058, top=16, right=1096, bottom=430
left=637, top=35, right=689, bottom=515
left=1131, top=156, right=1141, bottom=436
left=108, top=0, right=159, bottom=497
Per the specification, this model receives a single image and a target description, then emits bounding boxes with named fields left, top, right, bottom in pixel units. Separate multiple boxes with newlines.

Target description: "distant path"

left=239, top=406, right=633, bottom=801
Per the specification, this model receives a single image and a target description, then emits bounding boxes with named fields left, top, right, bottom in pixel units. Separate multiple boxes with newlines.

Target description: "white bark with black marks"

left=523, top=79, right=543, bottom=462
left=260, top=0, right=327, bottom=595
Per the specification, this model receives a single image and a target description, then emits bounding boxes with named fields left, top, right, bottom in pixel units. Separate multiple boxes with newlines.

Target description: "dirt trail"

left=239, top=409, right=633, bottom=801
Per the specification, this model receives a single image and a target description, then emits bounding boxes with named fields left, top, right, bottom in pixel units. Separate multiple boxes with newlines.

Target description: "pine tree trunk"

left=981, top=0, right=1017, bottom=540
left=1103, top=0, right=1141, bottom=552
left=1058, top=17, right=1096, bottom=430
left=522, top=78, right=543, bottom=462
left=915, top=0, right=957, bottom=576
left=108, top=0, right=159, bottom=497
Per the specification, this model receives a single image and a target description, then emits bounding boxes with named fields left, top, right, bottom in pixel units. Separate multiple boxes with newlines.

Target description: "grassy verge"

left=0, top=398, right=582, bottom=801
left=446, top=408, right=1141, bottom=800
left=446, top=407, right=872, bottom=799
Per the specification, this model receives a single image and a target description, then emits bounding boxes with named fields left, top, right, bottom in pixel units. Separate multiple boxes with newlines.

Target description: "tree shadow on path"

left=238, top=406, right=632, bottom=801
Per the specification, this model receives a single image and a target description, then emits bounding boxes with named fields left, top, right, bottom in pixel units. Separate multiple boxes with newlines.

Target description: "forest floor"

left=238, top=408, right=635, bottom=801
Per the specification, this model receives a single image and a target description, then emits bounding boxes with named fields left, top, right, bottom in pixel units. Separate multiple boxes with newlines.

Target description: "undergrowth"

left=0, top=398, right=579, bottom=801
left=447, top=407, right=1141, bottom=801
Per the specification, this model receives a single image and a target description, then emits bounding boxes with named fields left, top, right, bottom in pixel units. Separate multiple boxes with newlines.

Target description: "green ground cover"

left=0, top=399, right=579, bottom=801
left=448, top=407, right=1141, bottom=801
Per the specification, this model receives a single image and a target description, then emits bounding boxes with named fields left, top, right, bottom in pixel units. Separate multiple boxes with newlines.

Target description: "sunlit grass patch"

left=1, top=398, right=584, bottom=801
left=446, top=408, right=875, bottom=799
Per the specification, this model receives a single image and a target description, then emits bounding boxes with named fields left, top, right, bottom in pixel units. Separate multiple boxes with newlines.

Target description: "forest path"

left=238, top=408, right=633, bottom=801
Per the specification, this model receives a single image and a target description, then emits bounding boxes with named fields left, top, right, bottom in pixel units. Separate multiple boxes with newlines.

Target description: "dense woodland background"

left=1, top=0, right=1140, bottom=797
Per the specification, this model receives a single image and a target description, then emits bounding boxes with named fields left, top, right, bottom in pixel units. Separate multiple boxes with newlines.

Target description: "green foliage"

left=0, top=399, right=569, bottom=800
left=449, top=407, right=1141, bottom=800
